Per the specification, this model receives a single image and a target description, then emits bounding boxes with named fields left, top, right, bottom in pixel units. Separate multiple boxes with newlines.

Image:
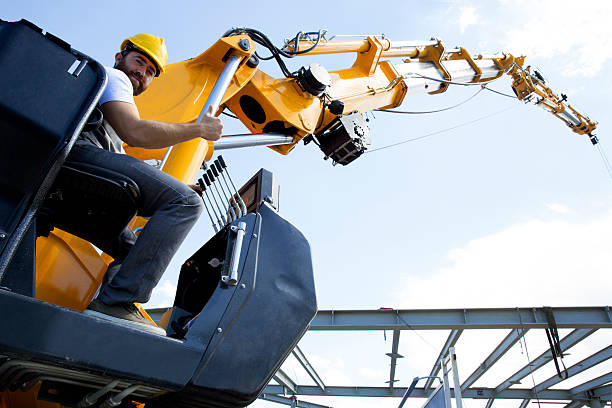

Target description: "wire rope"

left=405, top=72, right=501, bottom=87
left=395, top=313, right=438, bottom=352
left=376, top=87, right=484, bottom=115
left=482, top=85, right=518, bottom=99
left=365, top=106, right=517, bottom=154
left=595, top=142, right=612, bottom=180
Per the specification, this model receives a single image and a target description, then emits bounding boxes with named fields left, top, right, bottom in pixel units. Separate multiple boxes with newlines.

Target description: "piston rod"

left=214, top=134, right=294, bottom=150
left=161, top=54, right=243, bottom=168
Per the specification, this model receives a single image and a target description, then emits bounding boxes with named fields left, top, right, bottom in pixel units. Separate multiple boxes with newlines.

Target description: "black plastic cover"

left=153, top=203, right=317, bottom=407
left=0, top=19, right=107, bottom=276
left=0, top=202, right=315, bottom=407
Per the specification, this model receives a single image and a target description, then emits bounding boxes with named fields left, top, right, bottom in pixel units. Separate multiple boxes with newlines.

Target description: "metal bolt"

left=217, top=328, right=223, bottom=333
left=0, top=233, right=5, bottom=240
left=246, top=55, right=259, bottom=68
left=252, top=233, right=257, bottom=238
left=240, top=284, right=246, bottom=289
left=238, top=39, right=250, bottom=51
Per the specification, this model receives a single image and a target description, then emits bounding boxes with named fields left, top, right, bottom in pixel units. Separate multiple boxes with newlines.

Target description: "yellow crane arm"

left=290, top=36, right=597, bottom=139
left=131, top=32, right=598, bottom=173
left=507, top=63, right=597, bottom=142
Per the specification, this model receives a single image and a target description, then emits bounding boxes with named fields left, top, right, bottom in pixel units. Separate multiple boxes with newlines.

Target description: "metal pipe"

left=559, top=109, right=582, bottom=126
left=161, top=54, right=242, bottom=172
left=198, top=54, right=242, bottom=122
left=159, top=146, right=173, bottom=169
left=214, top=134, right=294, bottom=150
left=222, top=221, right=246, bottom=285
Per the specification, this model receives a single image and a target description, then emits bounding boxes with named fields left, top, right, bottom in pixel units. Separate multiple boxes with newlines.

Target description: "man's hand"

left=199, top=105, right=223, bottom=141
left=101, top=101, right=224, bottom=149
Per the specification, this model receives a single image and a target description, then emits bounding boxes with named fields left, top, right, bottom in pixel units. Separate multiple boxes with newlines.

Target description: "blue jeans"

left=67, top=142, right=203, bottom=304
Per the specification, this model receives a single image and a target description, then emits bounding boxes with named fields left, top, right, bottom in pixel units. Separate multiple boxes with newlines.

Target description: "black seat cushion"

left=37, top=161, right=140, bottom=246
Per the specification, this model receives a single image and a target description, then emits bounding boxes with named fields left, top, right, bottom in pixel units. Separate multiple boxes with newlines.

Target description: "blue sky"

left=4, top=1, right=611, bottom=407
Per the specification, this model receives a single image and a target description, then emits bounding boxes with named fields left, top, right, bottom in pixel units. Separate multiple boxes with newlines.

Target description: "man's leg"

left=67, top=143, right=203, bottom=305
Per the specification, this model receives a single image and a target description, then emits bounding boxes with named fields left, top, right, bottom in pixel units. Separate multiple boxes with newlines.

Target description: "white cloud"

left=459, top=7, right=480, bottom=33
left=358, top=367, right=387, bottom=380
left=395, top=209, right=612, bottom=308
left=146, top=280, right=176, bottom=308
left=500, top=0, right=612, bottom=77
left=546, top=203, right=569, bottom=214
left=308, top=354, right=353, bottom=385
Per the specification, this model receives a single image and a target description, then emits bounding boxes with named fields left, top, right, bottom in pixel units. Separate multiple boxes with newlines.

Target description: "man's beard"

left=114, top=59, right=144, bottom=96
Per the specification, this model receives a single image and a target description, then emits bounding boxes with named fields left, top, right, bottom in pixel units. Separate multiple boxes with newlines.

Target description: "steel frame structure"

left=148, top=306, right=612, bottom=408
left=261, top=306, right=612, bottom=408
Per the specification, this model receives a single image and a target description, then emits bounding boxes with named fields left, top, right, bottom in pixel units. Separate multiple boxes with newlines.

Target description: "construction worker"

left=70, top=33, right=222, bottom=330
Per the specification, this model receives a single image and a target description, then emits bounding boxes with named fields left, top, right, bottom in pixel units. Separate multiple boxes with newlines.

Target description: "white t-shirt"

left=77, top=67, right=135, bottom=153
left=99, top=67, right=135, bottom=106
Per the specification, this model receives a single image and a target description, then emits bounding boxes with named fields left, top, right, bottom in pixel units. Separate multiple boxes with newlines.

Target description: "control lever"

left=217, top=155, right=248, bottom=215
left=206, top=169, right=232, bottom=223
left=197, top=177, right=220, bottom=233
left=213, top=158, right=242, bottom=217
left=210, top=163, right=238, bottom=221
left=203, top=172, right=227, bottom=227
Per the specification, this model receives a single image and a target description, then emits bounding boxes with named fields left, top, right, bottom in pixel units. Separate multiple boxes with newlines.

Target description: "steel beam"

left=292, top=346, right=326, bottom=391
left=570, top=372, right=612, bottom=395
left=386, top=330, right=402, bottom=389
left=534, top=345, right=612, bottom=393
left=274, top=368, right=297, bottom=394
left=424, top=329, right=462, bottom=392
left=462, top=329, right=526, bottom=391
left=144, top=307, right=612, bottom=330
left=262, top=385, right=607, bottom=400
left=484, top=398, right=494, bottom=408
left=495, top=329, right=596, bottom=393
left=260, top=393, right=332, bottom=408
left=591, top=384, right=612, bottom=398
left=518, top=399, right=530, bottom=408
left=588, top=399, right=603, bottom=408
left=309, top=307, right=612, bottom=331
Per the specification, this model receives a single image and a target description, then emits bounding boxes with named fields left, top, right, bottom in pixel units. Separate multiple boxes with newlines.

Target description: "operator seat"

left=36, top=160, right=141, bottom=245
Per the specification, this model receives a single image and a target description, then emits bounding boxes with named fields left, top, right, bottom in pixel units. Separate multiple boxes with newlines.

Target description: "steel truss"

left=262, top=306, right=612, bottom=408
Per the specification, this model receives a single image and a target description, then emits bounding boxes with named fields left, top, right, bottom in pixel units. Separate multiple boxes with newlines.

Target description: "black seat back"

left=37, top=162, right=140, bottom=245
left=0, top=19, right=107, bottom=279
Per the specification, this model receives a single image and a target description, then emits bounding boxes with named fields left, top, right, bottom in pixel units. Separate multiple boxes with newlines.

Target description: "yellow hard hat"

left=121, top=33, right=168, bottom=76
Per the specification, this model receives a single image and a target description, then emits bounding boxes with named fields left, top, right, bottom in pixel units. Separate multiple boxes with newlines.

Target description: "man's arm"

left=100, top=101, right=223, bottom=149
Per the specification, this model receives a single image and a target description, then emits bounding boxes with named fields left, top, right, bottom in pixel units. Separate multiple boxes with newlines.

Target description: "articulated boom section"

left=132, top=31, right=597, bottom=167
left=219, top=34, right=598, bottom=164
left=507, top=64, right=598, bottom=143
